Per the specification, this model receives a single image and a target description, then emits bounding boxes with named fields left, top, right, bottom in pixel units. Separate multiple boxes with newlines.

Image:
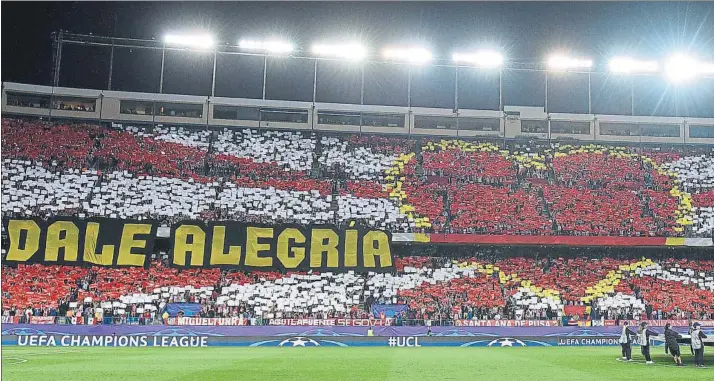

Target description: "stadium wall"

left=3, top=82, right=714, bottom=145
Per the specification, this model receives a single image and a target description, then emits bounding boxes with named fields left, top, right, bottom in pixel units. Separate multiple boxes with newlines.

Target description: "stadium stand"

left=3, top=118, right=714, bottom=235
left=3, top=256, right=714, bottom=324
left=2, top=118, right=714, bottom=325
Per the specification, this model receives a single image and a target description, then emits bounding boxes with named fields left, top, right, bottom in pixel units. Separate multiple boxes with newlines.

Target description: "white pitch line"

left=1, top=357, right=28, bottom=365
left=615, top=357, right=710, bottom=369
left=1, top=350, right=80, bottom=356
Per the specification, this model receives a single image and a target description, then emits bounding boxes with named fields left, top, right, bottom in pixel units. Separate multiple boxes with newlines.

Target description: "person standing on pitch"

left=638, top=322, right=657, bottom=364
left=619, top=321, right=634, bottom=361
left=688, top=321, right=695, bottom=356
left=691, top=323, right=708, bottom=368
left=664, top=323, right=684, bottom=366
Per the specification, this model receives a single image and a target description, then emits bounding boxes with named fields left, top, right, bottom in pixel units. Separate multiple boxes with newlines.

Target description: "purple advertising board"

left=4, top=324, right=710, bottom=348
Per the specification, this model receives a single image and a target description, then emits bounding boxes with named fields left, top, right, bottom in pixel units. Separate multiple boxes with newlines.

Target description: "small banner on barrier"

left=604, top=319, right=714, bottom=327
left=167, top=317, right=247, bottom=326
left=166, top=303, right=202, bottom=317
left=371, top=304, right=409, bottom=318
left=267, top=318, right=393, bottom=326
left=29, top=316, right=56, bottom=325
left=455, top=320, right=561, bottom=327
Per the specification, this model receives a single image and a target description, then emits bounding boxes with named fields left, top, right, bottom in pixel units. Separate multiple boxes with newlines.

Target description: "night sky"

left=2, top=1, right=714, bottom=116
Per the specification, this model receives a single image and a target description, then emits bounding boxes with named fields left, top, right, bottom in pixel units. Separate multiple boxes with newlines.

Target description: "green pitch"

left=1, top=346, right=711, bottom=381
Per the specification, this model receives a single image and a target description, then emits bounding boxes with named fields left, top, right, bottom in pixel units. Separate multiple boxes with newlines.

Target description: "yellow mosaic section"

left=581, top=258, right=654, bottom=303
left=453, top=259, right=562, bottom=305
left=446, top=257, right=679, bottom=312
left=424, top=139, right=548, bottom=170
left=382, top=140, right=693, bottom=234
left=384, top=152, right=432, bottom=229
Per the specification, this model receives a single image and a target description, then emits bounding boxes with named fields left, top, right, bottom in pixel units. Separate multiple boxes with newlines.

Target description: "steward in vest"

left=691, top=323, right=708, bottom=368
left=618, top=321, right=635, bottom=361
left=637, top=322, right=657, bottom=364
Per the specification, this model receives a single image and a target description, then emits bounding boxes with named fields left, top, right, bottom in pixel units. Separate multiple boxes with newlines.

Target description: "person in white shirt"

left=618, top=321, right=634, bottom=361
left=638, top=322, right=657, bottom=364
left=24, top=307, right=32, bottom=324
left=691, top=323, right=708, bottom=368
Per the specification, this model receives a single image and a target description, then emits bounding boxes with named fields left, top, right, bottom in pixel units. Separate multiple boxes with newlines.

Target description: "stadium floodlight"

left=238, top=39, right=293, bottom=54
left=608, top=57, right=659, bottom=74
left=547, top=54, right=593, bottom=71
left=312, top=43, right=367, bottom=60
left=665, top=54, right=714, bottom=83
left=163, top=34, right=215, bottom=49
left=701, top=62, right=714, bottom=75
left=452, top=50, right=504, bottom=68
left=382, top=47, right=432, bottom=64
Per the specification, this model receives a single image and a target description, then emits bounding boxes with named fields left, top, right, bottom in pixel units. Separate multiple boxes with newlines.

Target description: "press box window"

left=214, top=106, right=260, bottom=121
left=690, top=125, right=714, bottom=138
left=550, top=121, right=591, bottom=135
left=521, top=120, right=547, bottom=133
left=157, top=103, right=203, bottom=118
left=52, top=96, right=96, bottom=112
left=600, top=123, right=639, bottom=136
left=457, top=118, right=500, bottom=131
left=317, top=112, right=361, bottom=126
left=414, top=115, right=456, bottom=130
left=640, top=124, right=680, bottom=138
left=361, top=113, right=405, bottom=128
left=6, top=92, right=51, bottom=109
left=120, top=100, right=155, bottom=115
left=260, top=108, right=308, bottom=123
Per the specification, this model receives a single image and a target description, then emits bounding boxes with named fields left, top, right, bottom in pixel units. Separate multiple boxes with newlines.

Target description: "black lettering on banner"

left=2, top=217, right=158, bottom=268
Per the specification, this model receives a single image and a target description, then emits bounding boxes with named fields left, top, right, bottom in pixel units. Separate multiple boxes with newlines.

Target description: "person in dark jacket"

left=664, top=323, right=684, bottom=366
left=618, top=321, right=635, bottom=361
left=638, top=322, right=657, bottom=364
left=688, top=322, right=695, bottom=356
left=691, top=322, right=708, bottom=368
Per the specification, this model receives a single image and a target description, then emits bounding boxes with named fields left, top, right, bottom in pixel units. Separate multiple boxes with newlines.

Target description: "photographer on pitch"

left=664, top=323, right=684, bottom=366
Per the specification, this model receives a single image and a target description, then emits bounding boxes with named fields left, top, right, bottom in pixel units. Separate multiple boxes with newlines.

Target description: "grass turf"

left=1, top=346, right=712, bottom=381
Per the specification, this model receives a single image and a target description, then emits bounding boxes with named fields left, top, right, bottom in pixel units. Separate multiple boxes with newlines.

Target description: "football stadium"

left=1, top=1, right=714, bottom=380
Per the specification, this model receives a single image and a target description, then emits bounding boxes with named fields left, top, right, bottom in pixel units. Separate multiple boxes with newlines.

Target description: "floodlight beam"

left=312, top=43, right=367, bottom=60
left=609, top=57, right=659, bottom=74
left=163, top=34, right=215, bottom=49
left=664, top=54, right=713, bottom=83
left=239, top=39, right=293, bottom=54
left=452, top=50, right=504, bottom=68
left=383, top=47, right=432, bottom=64
left=547, top=54, right=593, bottom=70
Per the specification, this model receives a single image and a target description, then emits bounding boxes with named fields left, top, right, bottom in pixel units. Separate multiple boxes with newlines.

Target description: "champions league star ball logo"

left=278, top=337, right=321, bottom=347
left=2, top=328, right=45, bottom=336
left=487, top=338, right=527, bottom=347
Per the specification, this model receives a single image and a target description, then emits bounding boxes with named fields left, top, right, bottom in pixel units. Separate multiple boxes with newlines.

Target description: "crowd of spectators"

left=3, top=255, right=713, bottom=325
left=2, top=118, right=713, bottom=236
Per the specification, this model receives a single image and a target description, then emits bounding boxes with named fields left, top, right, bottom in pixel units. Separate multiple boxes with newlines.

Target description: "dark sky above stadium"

left=3, top=1, right=714, bottom=86
left=2, top=1, right=714, bottom=117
